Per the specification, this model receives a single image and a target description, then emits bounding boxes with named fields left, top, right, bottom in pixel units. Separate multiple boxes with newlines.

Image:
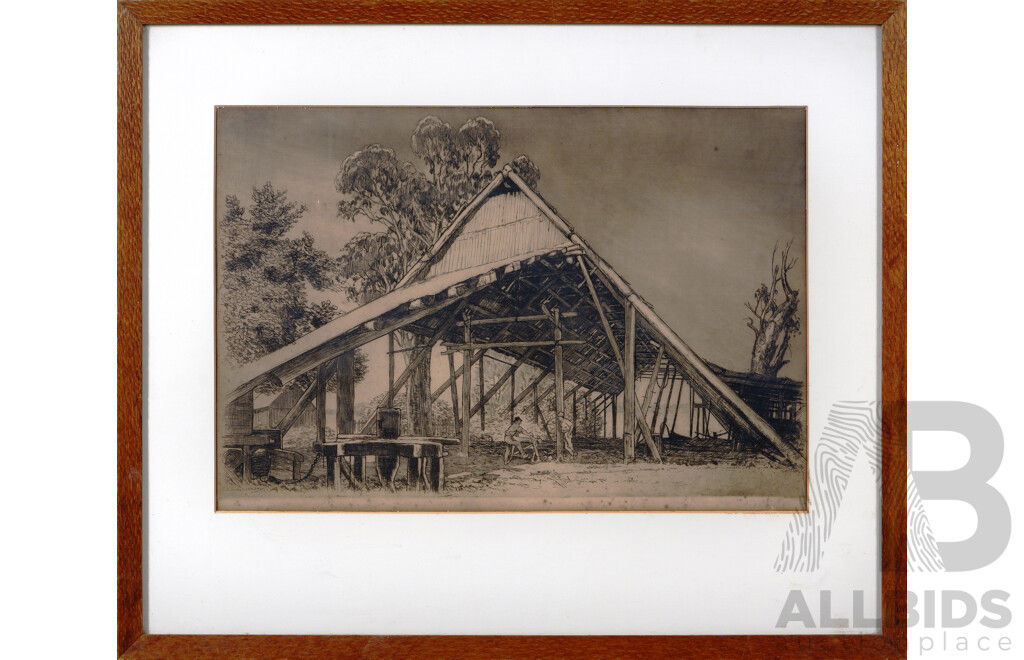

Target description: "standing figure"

left=558, top=414, right=576, bottom=459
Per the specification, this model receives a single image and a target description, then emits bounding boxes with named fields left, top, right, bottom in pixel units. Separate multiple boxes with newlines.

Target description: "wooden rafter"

left=225, top=280, right=482, bottom=402
left=468, top=349, right=536, bottom=419
left=456, top=312, right=578, bottom=326
left=430, top=349, right=484, bottom=403
left=659, top=366, right=678, bottom=436
left=359, top=303, right=466, bottom=434
left=447, top=352, right=461, bottom=438
left=504, top=369, right=551, bottom=413
left=442, top=339, right=585, bottom=352
left=579, top=257, right=625, bottom=372
left=638, top=346, right=665, bottom=422
left=273, top=380, right=316, bottom=435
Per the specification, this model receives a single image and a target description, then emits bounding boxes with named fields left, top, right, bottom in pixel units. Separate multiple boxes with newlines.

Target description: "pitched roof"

left=221, top=166, right=800, bottom=463
left=397, top=164, right=576, bottom=287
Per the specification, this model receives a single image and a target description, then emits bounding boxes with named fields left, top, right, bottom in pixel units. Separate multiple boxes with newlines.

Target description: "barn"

left=219, top=164, right=804, bottom=487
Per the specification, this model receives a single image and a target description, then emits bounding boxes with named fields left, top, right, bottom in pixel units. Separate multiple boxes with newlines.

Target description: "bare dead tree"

left=745, top=241, right=801, bottom=377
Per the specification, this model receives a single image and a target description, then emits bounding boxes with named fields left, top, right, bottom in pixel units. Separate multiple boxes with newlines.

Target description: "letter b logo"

left=910, top=402, right=1011, bottom=571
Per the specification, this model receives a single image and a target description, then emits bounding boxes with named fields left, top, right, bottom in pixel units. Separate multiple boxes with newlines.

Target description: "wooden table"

left=320, top=435, right=460, bottom=492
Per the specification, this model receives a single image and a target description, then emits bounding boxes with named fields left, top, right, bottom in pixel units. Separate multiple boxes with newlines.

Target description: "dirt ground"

left=218, top=427, right=805, bottom=512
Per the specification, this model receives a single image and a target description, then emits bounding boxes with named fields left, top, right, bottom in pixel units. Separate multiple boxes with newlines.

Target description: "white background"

left=1, top=0, right=1021, bottom=656
left=146, top=24, right=878, bottom=635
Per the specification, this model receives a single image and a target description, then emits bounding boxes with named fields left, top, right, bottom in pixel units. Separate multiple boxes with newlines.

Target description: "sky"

left=217, top=107, right=807, bottom=402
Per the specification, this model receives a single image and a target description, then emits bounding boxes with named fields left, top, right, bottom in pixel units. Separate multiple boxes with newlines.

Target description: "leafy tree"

left=335, top=115, right=541, bottom=434
left=219, top=182, right=343, bottom=372
left=744, top=241, right=801, bottom=377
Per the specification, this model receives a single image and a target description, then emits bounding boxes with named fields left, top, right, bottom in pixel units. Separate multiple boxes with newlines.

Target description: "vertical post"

left=660, top=368, right=678, bottom=441
left=612, top=393, right=618, bottom=440
left=602, top=394, right=608, bottom=438
left=623, top=302, right=636, bottom=462
left=649, top=366, right=668, bottom=450
left=553, top=307, right=565, bottom=461
left=460, top=312, right=472, bottom=456
left=689, top=386, right=695, bottom=439
left=241, top=446, right=252, bottom=482
left=572, top=388, right=577, bottom=433
left=532, top=382, right=539, bottom=424
left=447, top=352, right=461, bottom=438
left=336, top=353, right=355, bottom=435
left=387, top=332, right=395, bottom=408
left=671, top=376, right=684, bottom=436
left=316, top=361, right=329, bottom=446
left=479, top=355, right=486, bottom=431
left=510, top=365, right=515, bottom=422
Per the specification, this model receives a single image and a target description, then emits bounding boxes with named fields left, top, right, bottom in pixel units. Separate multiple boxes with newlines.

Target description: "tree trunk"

left=749, top=306, right=795, bottom=377
left=746, top=243, right=800, bottom=378
left=407, top=334, right=432, bottom=435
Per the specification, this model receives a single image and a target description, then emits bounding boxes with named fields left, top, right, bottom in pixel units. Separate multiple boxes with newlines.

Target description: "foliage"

left=335, top=115, right=541, bottom=304
left=335, top=115, right=541, bottom=435
left=219, top=182, right=343, bottom=369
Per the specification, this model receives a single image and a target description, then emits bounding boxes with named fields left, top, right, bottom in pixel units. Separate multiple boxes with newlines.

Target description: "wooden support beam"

left=225, top=283, right=479, bottom=403
left=572, top=360, right=621, bottom=394
left=660, top=367, right=678, bottom=438
left=631, top=290, right=799, bottom=464
left=563, top=380, right=585, bottom=402
left=456, top=312, right=578, bottom=326
left=431, top=349, right=484, bottom=403
left=274, top=381, right=315, bottom=436
left=583, top=256, right=656, bottom=457
left=360, top=309, right=464, bottom=434
left=580, top=257, right=625, bottom=373
left=315, top=361, right=329, bottom=445
left=598, top=392, right=606, bottom=435
left=541, top=287, right=574, bottom=311
left=635, top=407, right=663, bottom=463
left=650, top=365, right=671, bottom=455
left=623, top=302, right=636, bottom=462
left=612, top=394, right=618, bottom=440
left=553, top=307, right=565, bottom=462
left=510, top=364, right=516, bottom=422
left=639, top=346, right=665, bottom=422
left=670, top=376, right=685, bottom=436
left=336, top=353, right=355, bottom=435
left=649, top=363, right=669, bottom=430
left=536, top=402, right=553, bottom=444
left=385, top=343, right=430, bottom=354
left=601, top=393, right=607, bottom=437
left=596, top=391, right=615, bottom=416
left=441, top=339, right=585, bottom=352
left=532, top=383, right=539, bottom=424
left=504, top=369, right=551, bottom=414
left=386, top=332, right=395, bottom=408
left=460, top=311, right=472, bottom=456
left=478, top=356, right=485, bottom=431
left=448, top=352, right=461, bottom=438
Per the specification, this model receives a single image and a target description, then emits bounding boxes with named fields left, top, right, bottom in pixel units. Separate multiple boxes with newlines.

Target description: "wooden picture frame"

left=118, top=1, right=906, bottom=657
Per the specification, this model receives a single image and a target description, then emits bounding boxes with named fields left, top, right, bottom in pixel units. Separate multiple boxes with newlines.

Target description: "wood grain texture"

left=121, top=0, right=903, bottom=24
left=117, top=5, right=144, bottom=658
left=117, top=0, right=908, bottom=657
left=880, top=2, right=908, bottom=657
left=123, top=632, right=901, bottom=659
